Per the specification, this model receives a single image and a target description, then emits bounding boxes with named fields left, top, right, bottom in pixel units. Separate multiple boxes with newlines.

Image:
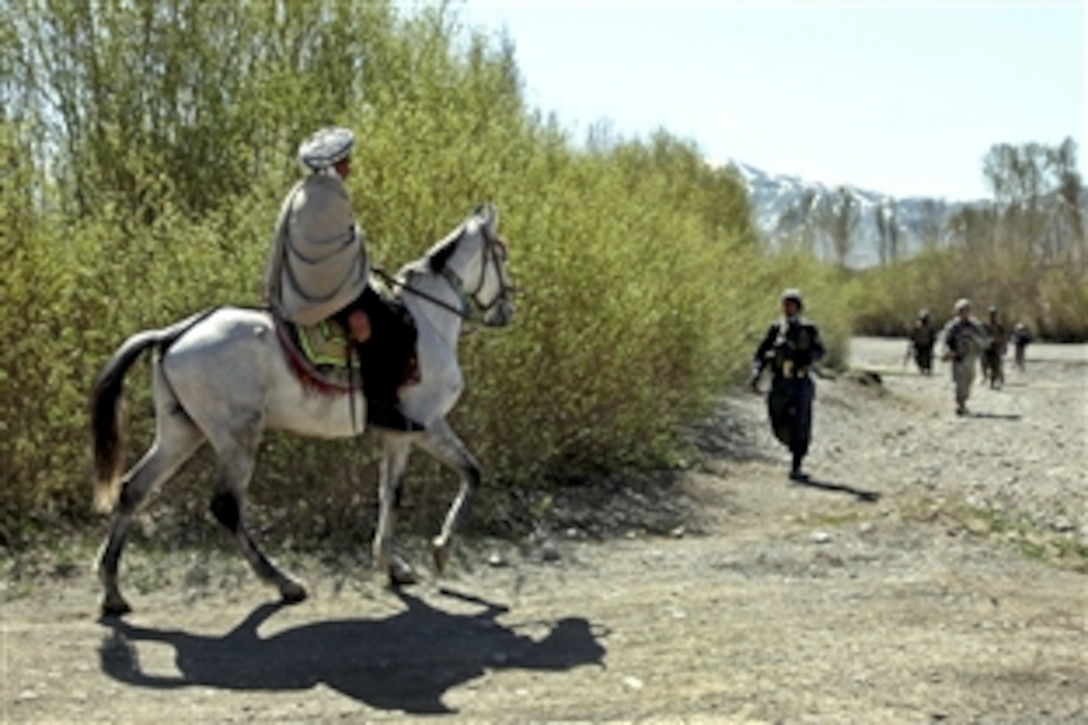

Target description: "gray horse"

left=90, top=204, right=515, bottom=616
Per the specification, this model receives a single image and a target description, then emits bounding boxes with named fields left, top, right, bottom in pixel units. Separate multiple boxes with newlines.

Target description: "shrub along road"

left=2, top=338, right=1085, bottom=722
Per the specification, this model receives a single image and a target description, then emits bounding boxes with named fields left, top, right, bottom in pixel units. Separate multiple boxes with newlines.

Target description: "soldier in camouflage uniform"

left=750, top=289, right=826, bottom=482
left=981, top=305, right=1008, bottom=389
left=940, top=298, right=990, bottom=416
left=906, top=309, right=937, bottom=375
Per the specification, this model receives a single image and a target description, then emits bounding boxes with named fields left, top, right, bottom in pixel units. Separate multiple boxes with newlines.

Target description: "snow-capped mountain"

left=725, top=160, right=985, bottom=268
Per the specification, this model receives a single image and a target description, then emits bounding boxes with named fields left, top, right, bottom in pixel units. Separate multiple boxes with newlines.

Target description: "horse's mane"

left=400, top=204, right=495, bottom=279
left=425, top=223, right=466, bottom=274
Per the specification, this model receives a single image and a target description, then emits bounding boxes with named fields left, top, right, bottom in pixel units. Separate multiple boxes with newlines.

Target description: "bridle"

left=376, top=222, right=516, bottom=322
left=461, top=223, right=516, bottom=315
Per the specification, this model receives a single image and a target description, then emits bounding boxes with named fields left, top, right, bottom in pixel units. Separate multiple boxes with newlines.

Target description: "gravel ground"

left=2, top=337, right=1085, bottom=723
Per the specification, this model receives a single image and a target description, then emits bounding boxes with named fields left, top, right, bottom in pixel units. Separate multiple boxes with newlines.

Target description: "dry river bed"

left=2, top=337, right=1085, bottom=723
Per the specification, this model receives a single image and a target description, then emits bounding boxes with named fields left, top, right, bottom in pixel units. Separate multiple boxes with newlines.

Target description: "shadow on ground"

left=968, top=411, right=1023, bottom=421
left=98, top=588, right=606, bottom=714
left=792, top=476, right=882, bottom=503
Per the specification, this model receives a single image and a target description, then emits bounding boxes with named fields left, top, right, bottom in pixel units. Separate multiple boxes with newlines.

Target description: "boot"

left=789, top=452, right=809, bottom=482
left=366, top=397, right=425, bottom=433
left=355, top=339, right=424, bottom=433
left=360, top=365, right=424, bottom=433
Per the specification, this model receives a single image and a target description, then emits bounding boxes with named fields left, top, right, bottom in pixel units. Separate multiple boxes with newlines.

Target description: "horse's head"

left=428, top=203, right=516, bottom=328
left=468, top=203, right=517, bottom=327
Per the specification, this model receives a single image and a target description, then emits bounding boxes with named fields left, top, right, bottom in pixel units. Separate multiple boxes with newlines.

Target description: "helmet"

left=954, top=298, right=971, bottom=313
left=780, top=288, right=804, bottom=309
left=298, top=126, right=355, bottom=170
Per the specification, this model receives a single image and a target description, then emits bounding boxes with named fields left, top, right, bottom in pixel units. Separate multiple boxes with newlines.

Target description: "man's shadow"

left=966, top=411, right=1023, bottom=421
left=98, top=588, right=607, bottom=714
left=792, top=476, right=881, bottom=503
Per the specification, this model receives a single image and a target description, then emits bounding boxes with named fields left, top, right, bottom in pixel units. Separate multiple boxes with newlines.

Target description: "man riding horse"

left=262, top=126, right=422, bottom=431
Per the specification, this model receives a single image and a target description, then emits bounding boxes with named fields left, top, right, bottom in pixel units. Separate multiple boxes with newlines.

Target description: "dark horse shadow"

left=98, top=588, right=606, bottom=714
left=792, top=476, right=882, bottom=503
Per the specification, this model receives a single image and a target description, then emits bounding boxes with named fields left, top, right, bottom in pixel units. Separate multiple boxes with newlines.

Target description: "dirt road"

left=2, top=338, right=1085, bottom=723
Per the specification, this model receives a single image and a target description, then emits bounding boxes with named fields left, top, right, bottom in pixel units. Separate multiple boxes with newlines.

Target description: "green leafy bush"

left=850, top=245, right=1088, bottom=341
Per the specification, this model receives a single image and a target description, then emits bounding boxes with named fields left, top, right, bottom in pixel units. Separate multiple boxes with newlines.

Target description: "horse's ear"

left=475, top=202, right=498, bottom=233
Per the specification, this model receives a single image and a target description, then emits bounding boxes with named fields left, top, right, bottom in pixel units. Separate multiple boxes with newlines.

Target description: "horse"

left=90, top=203, right=516, bottom=616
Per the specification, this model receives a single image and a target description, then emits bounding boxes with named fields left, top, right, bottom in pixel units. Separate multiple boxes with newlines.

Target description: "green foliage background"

left=0, top=0, right=847, bottom=545
left=850, top=245, right=1088, bottom=341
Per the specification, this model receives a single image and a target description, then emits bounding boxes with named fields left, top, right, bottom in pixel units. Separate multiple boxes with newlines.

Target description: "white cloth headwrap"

left=298, top=127, right=355, bottom=170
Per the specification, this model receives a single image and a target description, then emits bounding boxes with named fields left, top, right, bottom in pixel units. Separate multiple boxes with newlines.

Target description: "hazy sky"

left=456, top=1, right=1086, bottom=201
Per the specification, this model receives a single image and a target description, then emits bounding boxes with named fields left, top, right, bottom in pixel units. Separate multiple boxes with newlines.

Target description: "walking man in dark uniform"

left=750, top=289, right=826, bottom=482
left=906, top=309, right=937, bottom=375
left=981, top=305, right=1008, bottom=389
left=1012, top=322, right=1032, bottom=372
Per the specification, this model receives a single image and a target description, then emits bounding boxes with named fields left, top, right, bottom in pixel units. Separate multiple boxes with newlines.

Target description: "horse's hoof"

left=280, top=580, right=308, bottom=604
left=388, top=557, right=418, bottom=587
left=101, top=596, right=132, bottom=618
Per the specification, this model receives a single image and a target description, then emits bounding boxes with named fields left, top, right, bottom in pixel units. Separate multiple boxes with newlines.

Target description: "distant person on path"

left=750, top=288, right=826, bottom=482
left=940, top=298, right=990, bottom=416
left=905, top=309, right=937, bottom=375
left=981, top=305, right=1008, bottom=389
left=1012, top=322, right=1032, bottom=372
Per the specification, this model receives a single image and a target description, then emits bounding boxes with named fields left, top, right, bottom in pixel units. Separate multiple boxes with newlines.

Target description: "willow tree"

left=2, top=0, right=395, bottom=219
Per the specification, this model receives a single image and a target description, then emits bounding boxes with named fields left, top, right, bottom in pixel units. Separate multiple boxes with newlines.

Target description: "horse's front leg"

left=374, top=436, right=417, bottom=586
left=413, top=418, right=481, bottom=574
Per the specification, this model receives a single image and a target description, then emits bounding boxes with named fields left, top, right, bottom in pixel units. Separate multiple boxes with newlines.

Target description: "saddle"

left=272, top=307, right=421, bottom=395
left=273, top=315, right=359, bottom=393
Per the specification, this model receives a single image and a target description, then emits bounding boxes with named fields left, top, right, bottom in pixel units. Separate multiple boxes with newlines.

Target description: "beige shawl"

left=263, top=172, right=369, bottom=326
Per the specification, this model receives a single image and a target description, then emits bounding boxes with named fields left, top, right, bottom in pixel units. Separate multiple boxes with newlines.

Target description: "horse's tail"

left=90, top=311, right=212, bottom=513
